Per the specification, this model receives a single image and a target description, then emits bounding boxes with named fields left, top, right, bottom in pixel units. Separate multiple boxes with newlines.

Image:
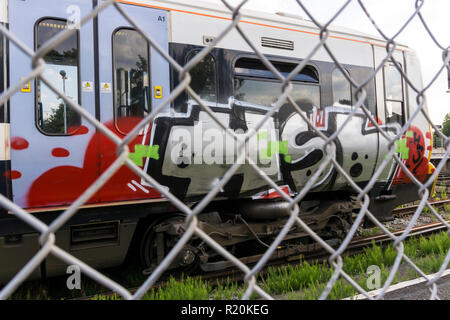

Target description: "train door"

left=96, top=3, right=170, bottom=202
left=373, top=46, right=406, bottom=186
left=9, top=0, right=97, bottom=208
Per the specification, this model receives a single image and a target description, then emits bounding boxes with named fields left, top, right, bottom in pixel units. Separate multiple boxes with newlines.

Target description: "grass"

left=287, top=279, right=357, bottom=300
left=92, top=232, right=446, bottom=301
left=342, top=242, right=397, bottom=275
left=91, top=275, right=243, bottom=301
left=149, top=232, right=450, bottom=300
left=404, top=232, right=450, bottom=259
left=8, top=229, right=450, bottom=300
left=444, top=204, right=450, bottom=213
left=260, top=261, right=332, bottom=294
left=417, top=255, right=448, bottom=274
left=144, top=276, right=211, bottom=300
left=8, top=265, right=139, bottom=300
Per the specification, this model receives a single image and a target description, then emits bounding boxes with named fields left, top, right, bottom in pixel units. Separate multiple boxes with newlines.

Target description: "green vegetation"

left=90, top=232, right=450, bottom=301
left=444, top=203, right=450, bottom=213
left=261, top=261, right=332, bottom=294
left=442, top=112, right=450, bottom=137
left=8, top=230, right=450, bottom=300
left=143, top=276, right=211, bottom=300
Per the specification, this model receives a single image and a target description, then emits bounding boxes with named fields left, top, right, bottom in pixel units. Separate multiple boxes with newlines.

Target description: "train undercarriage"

left=137, top=198, right=361, bottom=274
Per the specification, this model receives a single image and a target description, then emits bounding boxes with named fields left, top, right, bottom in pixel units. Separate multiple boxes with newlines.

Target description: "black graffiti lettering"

left=413, top=132, right=421, bottom=145
left=416, top=143, right=424, bottom=155
left=412, top=150, right=421, bottom=164
left=412, top=156, right=424, bottom=175
left=411, top=132, right=424, bottom=164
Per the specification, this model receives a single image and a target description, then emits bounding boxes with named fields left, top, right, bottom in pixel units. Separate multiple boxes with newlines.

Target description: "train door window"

left=384, top=63, right=404, bottom=124
left=113, top=28, right=150, bottom=133
left=35, top=19, right=81, bottom=135
left=234, top=58, right=320, bottom=108
left=0, top=30, right=4, bottom=96
left=186, top=51, right=217, bottom=104
left=332, top=68, right=351, bottom=106
left=0, top=30, right=4, bottom=121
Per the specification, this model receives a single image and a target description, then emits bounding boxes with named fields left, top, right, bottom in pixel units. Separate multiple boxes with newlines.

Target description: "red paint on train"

left=68, top=125, right=89, bottom=136
left=26, top=118, right=160, bottom=208
left=11, top=170, right=22, bottom=180
left=11, top=137, right=29, bottom=150
left=51, top=148, right=70, bottom=157
left=367, top=117, right=383, bottom=128
left=393, top=126, right=429, bottom=185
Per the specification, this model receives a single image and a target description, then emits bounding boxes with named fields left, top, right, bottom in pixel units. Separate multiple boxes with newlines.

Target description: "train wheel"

left=139, top=214, right=200, bottom=275
left=322, top=214, right=352, bottom=241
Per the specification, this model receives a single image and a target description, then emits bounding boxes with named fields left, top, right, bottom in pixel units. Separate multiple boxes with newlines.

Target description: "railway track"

left=392, top=199, right=450, bottom=217
left=73, top=218, right=449, bottom=300
left=434, top=172, right=449, bottom=187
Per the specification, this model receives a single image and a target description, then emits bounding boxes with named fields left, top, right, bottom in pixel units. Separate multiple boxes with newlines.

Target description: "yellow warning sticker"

left=154, top=86, right=162, bottom=99
left=20, top=78, right=31, bottom=93
left=82, top=81, right=94, bottom=92
left=101, top=82, right=112, bottom=93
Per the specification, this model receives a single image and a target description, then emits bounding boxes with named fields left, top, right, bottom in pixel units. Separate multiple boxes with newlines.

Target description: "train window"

left=235, top=58, right=319, bottom=83
left=234, top=58, right=320, bottom=108
left=332, top=68, right=351, bottom=106
left=113, top=28, right=150, bottom=133
left=186, top=51, right=217, bottom=104
left=35, top=19, right=81, bottom=135
left=384, top=63, right=404, bottom=124
left=385, top=101, right=403, bottom=124
left=384, top=64, right=403, bottom=101
left=234, top=79, right=320, bottom=108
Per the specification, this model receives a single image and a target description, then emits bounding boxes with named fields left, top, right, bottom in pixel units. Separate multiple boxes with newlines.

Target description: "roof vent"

left=261, top=37, right=294, bottom=51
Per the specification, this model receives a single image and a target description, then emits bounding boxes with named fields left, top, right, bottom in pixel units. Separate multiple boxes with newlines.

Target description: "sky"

left=201, top=0, right=450, bottom=126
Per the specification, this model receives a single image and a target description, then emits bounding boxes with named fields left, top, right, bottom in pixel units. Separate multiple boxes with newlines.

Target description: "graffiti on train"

left=10, top=98, right=431, bottom=207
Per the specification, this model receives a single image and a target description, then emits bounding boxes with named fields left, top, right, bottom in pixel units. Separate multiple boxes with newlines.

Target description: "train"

left=0, top=0, right=436, bottom=284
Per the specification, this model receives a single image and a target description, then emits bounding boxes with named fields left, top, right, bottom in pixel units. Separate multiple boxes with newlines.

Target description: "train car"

left=0, top=0, right=435, bottom=283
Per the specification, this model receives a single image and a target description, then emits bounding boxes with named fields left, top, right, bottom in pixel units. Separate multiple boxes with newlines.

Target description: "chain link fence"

left=0, top=0, right=449, bottom=300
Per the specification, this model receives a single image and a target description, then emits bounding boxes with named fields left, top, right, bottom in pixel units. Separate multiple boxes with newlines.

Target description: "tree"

left=43, top=102, right=77, bottom=134
left=443, top=112, right=450, bottom=137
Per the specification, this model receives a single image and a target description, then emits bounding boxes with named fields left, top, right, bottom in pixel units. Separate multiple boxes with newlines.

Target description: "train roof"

left=0, top=0, right=410, bottom=50
left=147, top=0, right=409, bottom=50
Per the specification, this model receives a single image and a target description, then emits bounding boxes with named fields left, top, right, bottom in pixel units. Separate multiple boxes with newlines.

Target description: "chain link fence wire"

left=0, top=0, right=449, bottom=300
